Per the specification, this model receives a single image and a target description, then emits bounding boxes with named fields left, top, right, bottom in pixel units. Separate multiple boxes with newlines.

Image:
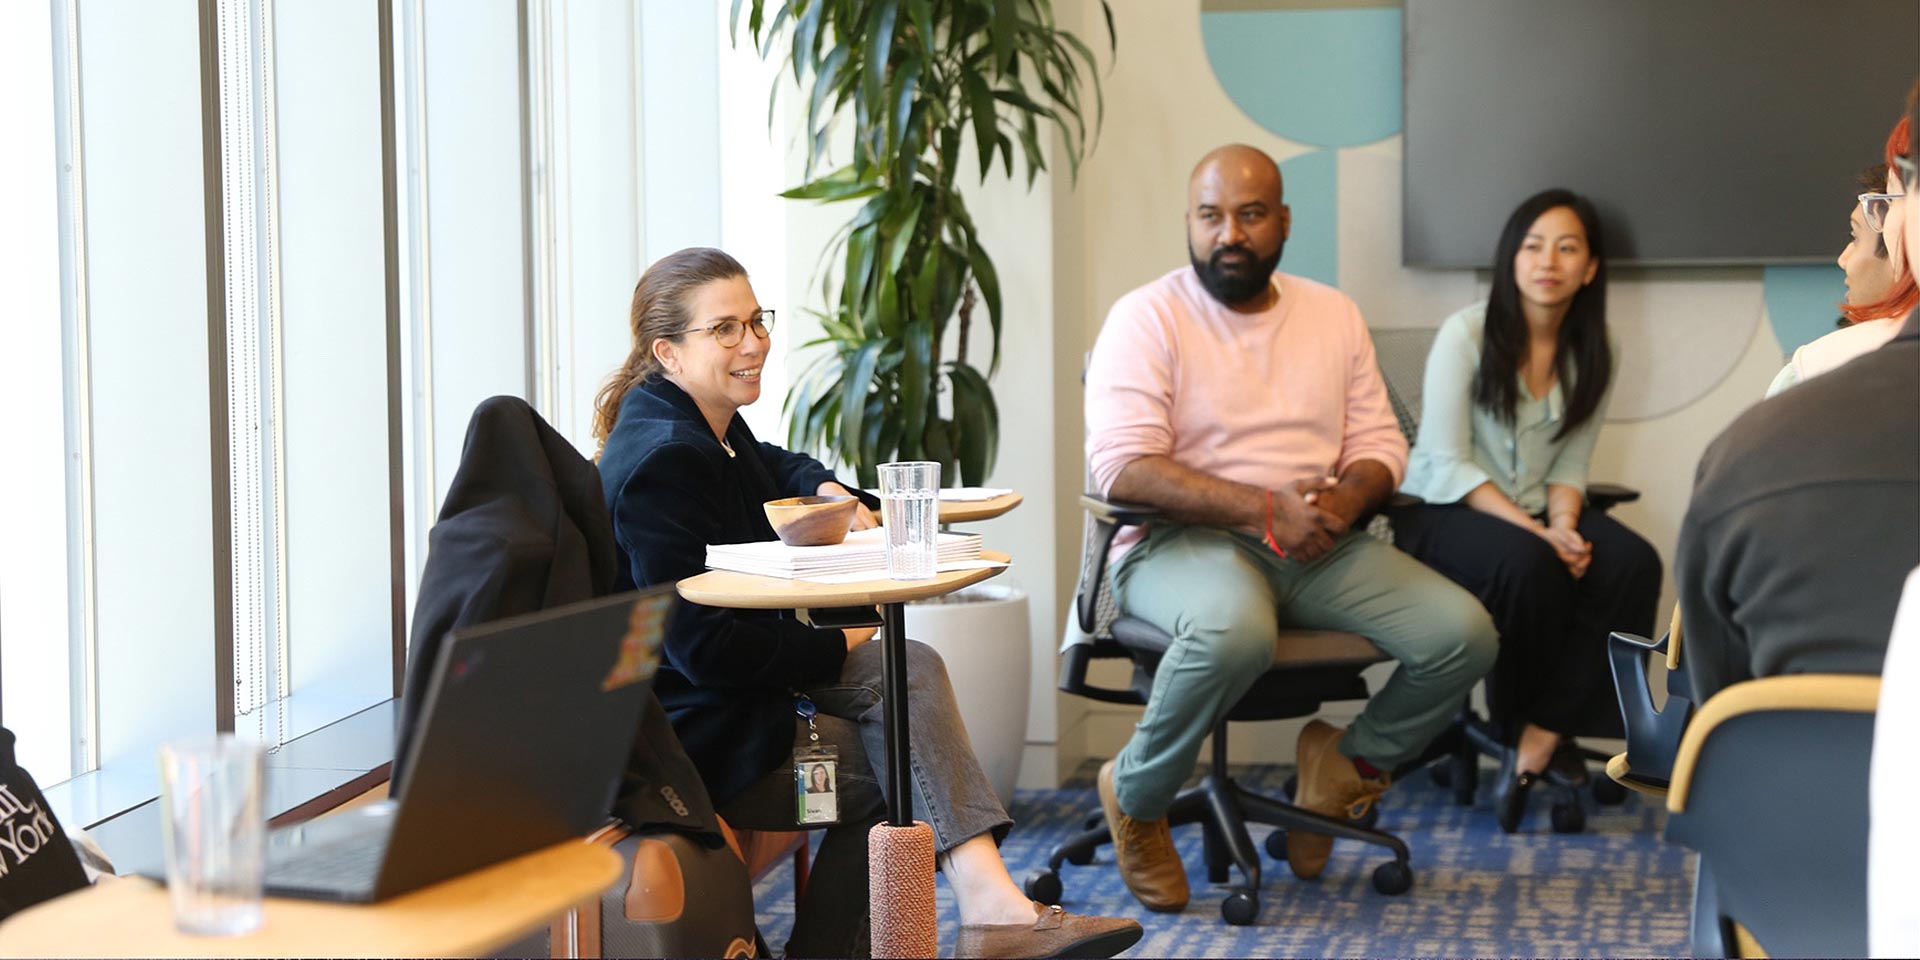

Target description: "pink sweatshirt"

left=1085, top=268, right=1408, bottom=557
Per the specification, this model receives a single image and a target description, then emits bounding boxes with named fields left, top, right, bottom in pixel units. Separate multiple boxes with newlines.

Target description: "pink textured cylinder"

left=869, top=821, right=938, bottom=958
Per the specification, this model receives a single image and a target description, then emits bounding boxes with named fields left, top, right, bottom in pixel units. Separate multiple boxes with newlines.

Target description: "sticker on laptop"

left=602, top=595, right=668, bottom=690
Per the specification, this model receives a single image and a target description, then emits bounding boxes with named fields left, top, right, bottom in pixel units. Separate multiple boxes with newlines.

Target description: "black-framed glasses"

left=688, top=310, right=775, bottom=348
left=1860, top=191, right=1904, bottom=233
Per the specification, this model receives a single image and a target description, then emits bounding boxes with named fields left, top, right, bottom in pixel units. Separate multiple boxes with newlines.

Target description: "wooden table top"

left=0, top=839, right=621, bottom=959
left=937, top=492, right=1023, bottom=524
left=678, top=551, right=1011, bottom=609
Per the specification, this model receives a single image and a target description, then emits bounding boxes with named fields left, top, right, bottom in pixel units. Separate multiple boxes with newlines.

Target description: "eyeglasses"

left=1860, top=191, right=1904, bottom=233
left=687, top=310, right=775, bottom=348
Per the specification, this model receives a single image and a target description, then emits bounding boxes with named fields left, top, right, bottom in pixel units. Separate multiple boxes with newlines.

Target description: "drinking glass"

left=158, top=735, right=266, bottom=936
left=877, top=461, right=941, bottom=580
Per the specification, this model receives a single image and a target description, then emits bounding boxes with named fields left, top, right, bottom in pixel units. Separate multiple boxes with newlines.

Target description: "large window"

left=1, top=0, right=786, bottom=828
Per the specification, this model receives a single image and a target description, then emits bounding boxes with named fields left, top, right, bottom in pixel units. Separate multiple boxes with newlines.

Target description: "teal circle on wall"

left=1200, top=6, right=1403, bottom=149
left=1762, top=264, right=1848, bottom=356
left=1277, top=149, right=1338, bottom=287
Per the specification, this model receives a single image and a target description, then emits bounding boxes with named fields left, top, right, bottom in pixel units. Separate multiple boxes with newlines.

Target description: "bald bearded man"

left=1083, top=145, right=1498, bottom=908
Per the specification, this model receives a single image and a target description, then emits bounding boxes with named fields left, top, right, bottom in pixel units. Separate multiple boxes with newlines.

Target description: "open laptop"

left=259, top=587, right=673, bottom=903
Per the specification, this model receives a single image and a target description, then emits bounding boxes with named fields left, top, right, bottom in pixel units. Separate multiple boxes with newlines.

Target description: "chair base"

left=1412, top=709, right=1627, bottom=833
left=1027, top=762, right=1413, bottom=926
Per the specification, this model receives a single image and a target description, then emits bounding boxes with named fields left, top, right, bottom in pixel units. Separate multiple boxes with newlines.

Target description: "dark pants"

left=717, top=639, right=1012, bottom=959
left=1392, top=504, right=1662, bottom=739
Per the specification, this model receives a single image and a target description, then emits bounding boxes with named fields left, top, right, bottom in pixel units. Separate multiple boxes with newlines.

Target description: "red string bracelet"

left=1262, top=489, right=1287, bottom=559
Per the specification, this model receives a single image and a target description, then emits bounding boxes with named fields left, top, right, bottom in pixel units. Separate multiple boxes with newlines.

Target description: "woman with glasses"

left=591, top=247, right=1140, bottom=960
left=1393, top=189, right=1661, bottom=833
left=1767, top=117, right=1915, bottom=396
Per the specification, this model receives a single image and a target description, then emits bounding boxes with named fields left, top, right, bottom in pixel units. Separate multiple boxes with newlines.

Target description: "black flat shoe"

left=1546, top=738, right=1592, bottom=788
left=1493, top=749, right=1538, bottom=834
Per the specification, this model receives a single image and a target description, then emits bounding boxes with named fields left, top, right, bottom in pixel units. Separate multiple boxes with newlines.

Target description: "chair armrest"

left=1072, top=494, right=1161, bottom=634
left=1586, top=482, right=1640, bottom=511
left=1058, top=638, right=1148, bottom=706
left=1079, top=494, right=1160, bottom=527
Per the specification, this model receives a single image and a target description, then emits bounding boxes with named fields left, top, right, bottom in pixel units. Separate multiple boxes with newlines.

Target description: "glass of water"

left=878, top=461, right=941, bottom=580
left=158, top=735, right=266, bottom=936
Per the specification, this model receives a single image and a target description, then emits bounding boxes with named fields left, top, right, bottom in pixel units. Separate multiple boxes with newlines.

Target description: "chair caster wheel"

left=1263, top=829, right=1288, bottom=860
left=1221, top=890, right=1259, bottom=926
left=1550, top=801, right=1586, bottom=834
left=1025, top=870, right=1062, bottom=905
left=1591, top=776, right=1628, bottom=806
left=1065, top=846, right=1096, bottom=866
left=1372, top=860, right=1413, bottom=895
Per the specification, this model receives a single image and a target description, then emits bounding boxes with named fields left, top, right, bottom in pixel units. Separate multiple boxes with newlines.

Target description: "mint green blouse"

left=1400, top=303, right=1615, bottom=515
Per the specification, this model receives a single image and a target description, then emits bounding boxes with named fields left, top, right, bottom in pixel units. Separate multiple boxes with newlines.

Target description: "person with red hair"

left=1767, top=116, right=1916, bottom=395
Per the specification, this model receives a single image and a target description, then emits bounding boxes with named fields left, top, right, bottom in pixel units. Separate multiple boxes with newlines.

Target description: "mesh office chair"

left=1369, top=327, right=1634, bottom=832
left=1029, top=492, right=1414, bottom=927
left=1663, top=675, right=1879, bottom=958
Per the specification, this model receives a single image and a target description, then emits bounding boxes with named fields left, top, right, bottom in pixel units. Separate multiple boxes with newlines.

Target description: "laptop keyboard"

left=267, top=829, right=389, bottom=894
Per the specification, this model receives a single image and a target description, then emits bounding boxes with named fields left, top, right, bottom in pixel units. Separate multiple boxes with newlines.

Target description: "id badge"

left=793, top=695, right=840, bottom=826
left=794, top=742, right=840, bottom=826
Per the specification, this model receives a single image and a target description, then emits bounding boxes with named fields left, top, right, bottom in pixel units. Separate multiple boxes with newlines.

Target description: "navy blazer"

left=598, top=377, right=869, bottom=806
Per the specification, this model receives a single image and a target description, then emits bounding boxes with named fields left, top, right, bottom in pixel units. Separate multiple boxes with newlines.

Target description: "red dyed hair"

left=1843, top=116, right=1918, bottom=324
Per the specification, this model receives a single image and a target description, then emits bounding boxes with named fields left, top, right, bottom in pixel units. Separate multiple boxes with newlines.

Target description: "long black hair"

left=1472, top=188, right=1610, bottom=441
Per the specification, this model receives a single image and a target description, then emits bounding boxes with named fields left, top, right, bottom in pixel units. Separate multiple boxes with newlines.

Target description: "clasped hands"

left=1263, top=476, right=1354, bottom=564
left=1536, top=519, right=1592, bottom=579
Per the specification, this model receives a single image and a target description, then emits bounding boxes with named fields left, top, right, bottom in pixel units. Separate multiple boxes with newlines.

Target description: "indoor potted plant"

left=735, top=0, right=1113, bottom=801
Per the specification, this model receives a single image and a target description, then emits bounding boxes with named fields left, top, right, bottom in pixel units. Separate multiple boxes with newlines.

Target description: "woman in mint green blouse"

left=1395, top=189, right=1660, bottom=833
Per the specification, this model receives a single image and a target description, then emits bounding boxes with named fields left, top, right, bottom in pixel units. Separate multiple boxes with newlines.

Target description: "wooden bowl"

left=764, top=495, right=859, bottom=546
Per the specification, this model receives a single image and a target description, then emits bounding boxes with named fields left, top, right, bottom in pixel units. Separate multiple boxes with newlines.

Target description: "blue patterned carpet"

left=750, top=761, right=1695, bottom=958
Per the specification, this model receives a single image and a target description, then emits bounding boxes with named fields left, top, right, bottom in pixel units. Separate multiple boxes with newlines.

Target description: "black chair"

left=1027, top=495, right=1414, bottom=927
left=1368, top=327, right=1634, bottom=832
left=1662, top=674, right=1879, bottom=958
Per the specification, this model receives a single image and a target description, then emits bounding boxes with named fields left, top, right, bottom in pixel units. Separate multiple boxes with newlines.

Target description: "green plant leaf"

left=964, top=235, right=1003, bottom=377
left=837, top=341, right=883, bottom=466
left=899, top=318, right=932, bottom=452
left=961, top=69, right=997, bottom=180
left=861, top=0, right=899, bottom=128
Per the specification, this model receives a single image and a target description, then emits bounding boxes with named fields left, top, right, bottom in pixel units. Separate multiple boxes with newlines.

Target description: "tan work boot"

left=1097, top=759, right=1189, bottom=912
left=1287, top=720, right=1390, bottom=880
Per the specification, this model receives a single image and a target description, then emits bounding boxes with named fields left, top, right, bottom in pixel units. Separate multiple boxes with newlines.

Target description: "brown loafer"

left=953, top=903, right=1143, bottom=959
left=1287, top=720, right=1389, bottom=880
left=1097, top=760, right=1189, bottom=912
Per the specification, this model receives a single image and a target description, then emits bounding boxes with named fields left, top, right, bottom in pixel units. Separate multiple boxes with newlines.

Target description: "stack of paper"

left=705, top=527, right=983, bottom=579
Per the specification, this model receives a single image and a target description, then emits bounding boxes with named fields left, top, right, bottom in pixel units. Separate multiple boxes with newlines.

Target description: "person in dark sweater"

left=0, top=727, right=90, bottom=922
left=592, top=248, right=1139, bottom=960
left=1676, top=92, right=1920, bottom=702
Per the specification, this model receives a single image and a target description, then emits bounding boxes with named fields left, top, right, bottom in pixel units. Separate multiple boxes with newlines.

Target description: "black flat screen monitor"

left=1403, top=0, right=1920, bottom=268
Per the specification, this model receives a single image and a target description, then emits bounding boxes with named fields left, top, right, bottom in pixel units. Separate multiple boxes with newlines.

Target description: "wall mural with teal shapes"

left=1199, top=0, right=1858, bottom=408
left=1201, top=1, right=1403, bottom=290
left=1762, top=265, right=1851, bottom=355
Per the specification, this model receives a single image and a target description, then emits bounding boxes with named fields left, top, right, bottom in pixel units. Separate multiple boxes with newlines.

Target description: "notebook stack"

left=705, top=527, right=983, bottom=580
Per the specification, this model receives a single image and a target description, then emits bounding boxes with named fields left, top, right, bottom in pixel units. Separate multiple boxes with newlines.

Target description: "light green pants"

left=1109, top=524, right=1498, bottom=820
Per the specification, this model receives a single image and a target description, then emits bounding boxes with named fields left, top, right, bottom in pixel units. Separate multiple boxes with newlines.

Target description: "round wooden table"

left=935, top=492, right=1023, bottom=525
left=0, top=839, right=620, bottom=958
